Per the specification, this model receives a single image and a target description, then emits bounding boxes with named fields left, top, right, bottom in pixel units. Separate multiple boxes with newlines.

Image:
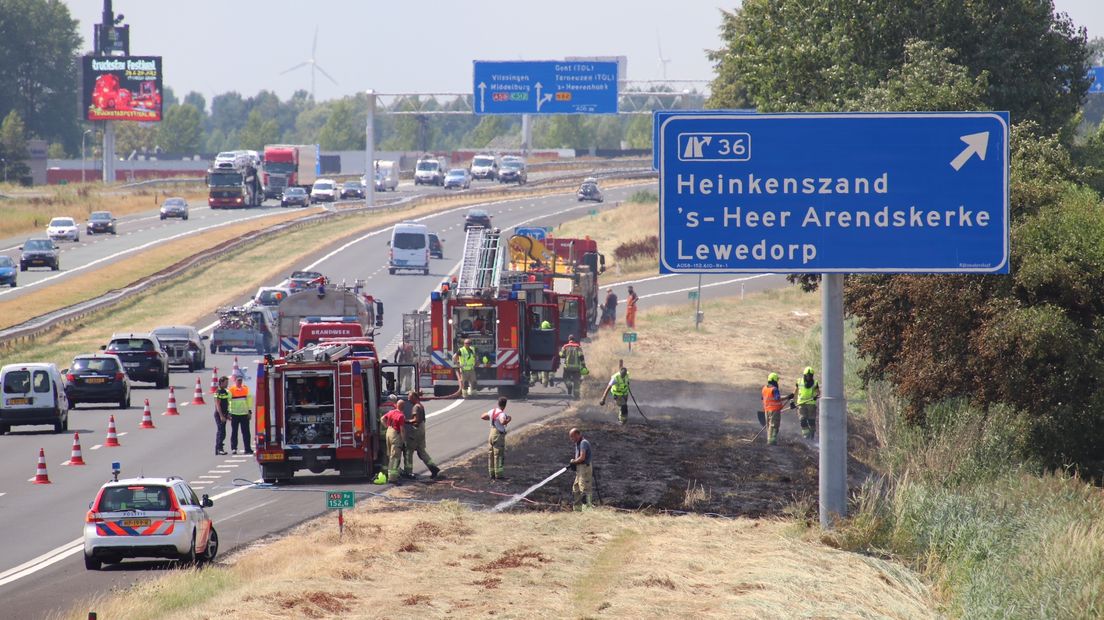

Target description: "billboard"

left=82, top=56, right=163, bottom=122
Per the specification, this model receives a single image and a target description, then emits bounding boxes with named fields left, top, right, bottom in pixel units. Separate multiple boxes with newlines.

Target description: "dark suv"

left=464, top=209, right=493, bottom=231
left=104, top=333, right=170, bottom=388
left=19, top=238, right=60, bottom=271
left=65, top=354, right=131, bottom=409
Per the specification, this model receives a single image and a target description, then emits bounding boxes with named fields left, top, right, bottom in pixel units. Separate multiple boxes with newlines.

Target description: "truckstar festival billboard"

left=82, top=56, right=163, bottom=122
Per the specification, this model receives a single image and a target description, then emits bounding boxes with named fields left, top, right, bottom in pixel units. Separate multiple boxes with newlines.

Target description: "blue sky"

left=62, top=1, right=1104, bottom=104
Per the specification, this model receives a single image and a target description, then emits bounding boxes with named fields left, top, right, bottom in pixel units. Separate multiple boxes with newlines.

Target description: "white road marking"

left=0, top=493, right=5, bottom=498
left=117, top=431, right=128, bottom=437
left=90, top=444, right=102, bottom=450
left=426, top=399, right=465, bottom=419
left=209, top=469, right=233, bottom=473
left=638, top=274, right=773, bottom=300
left=198, top=475, right=221, bottom=479
left=189, top=480, right=210, bottom=486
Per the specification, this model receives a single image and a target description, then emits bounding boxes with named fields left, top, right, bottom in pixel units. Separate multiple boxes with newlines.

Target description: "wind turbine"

left=280, top=26, right=338, bottom=100
left=657, top=31, right=671, bottom=81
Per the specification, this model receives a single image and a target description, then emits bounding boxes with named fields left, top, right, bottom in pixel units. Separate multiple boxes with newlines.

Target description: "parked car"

left=104, top=333, right=170, bottom=388
left=151, top=325, right=208, bottom=371
left=287, top=270, right=324, bottom=293
left=47, top=217, right=80, bottom=242
left=310, top=179, right=337, bottom=203
left=160, top=197, right=189, bottom=220
left=0, top=363, right=69, bottom=434
left=577, top=180, right=604, bottom=202
left=443, top=168, right=472, bottom=190
left=340, top=180, right=365, bottom=199
left=19, top=238, right=60, bottom=271
left=280, top=187, right=310, bottom=208
left=469, top=154, right=499, bottom=181
left=464, top=209, right=493, bottom=231
left=64, top=353, right=131, bottom=409
left=83, top=475, right=218, bottom=570
left=498, top=159, right=527, bottom=184
left=252, top=286, right=290, bottom=308
left=87, top=211, right=118, bottom=235
left=0, top=256, right=17, bottom=287
left=429, top=232, right=444, bottom=259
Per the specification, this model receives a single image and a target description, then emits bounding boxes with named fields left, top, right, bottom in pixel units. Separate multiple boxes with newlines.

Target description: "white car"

left=214, top=150, right=251, bottom=170
left=46, top=217, right=79, bottom=242
left=311, top=179, right=337, bottom=203
left=83, top=475, right=218, bottom=570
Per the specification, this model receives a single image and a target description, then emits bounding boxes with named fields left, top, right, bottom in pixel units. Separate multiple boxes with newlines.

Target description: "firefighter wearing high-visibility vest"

left=559, top=335, right=587, bottom=399
left=454, top=338, right=478, bottom=398
left=228, top=371, right=253, bottom=454
left=599, top=366, right=631, bottom=425
left=762, top=372, right=794, bottom=446
left=795, top=367, right=820, bottom=439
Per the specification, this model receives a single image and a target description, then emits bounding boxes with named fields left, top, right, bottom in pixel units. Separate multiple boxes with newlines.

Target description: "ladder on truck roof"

left=456, top=227, right=503, bottom=297
left=336, top=363, right=356, bottom=447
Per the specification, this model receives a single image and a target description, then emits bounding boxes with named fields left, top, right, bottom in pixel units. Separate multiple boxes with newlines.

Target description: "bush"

left=628, top=189, right=658, bottom=203
left=613, top=236, right=657, bottom=262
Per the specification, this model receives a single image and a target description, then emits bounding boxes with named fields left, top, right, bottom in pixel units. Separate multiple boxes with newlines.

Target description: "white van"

left=374, top=160, right=399, bottom=192
left=0, top=363, right=69, bottom=434
left=389, top=222, right=431, bottom=275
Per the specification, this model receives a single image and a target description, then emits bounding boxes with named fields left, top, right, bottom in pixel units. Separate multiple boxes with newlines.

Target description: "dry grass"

left=67, top=503, right=935, bottom=620
left=555, top=198, right=659, bottom=283
left=0, top=183, right=208, bottom=239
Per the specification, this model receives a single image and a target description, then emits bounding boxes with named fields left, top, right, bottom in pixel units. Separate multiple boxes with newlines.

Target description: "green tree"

left=710, top=0, right=1089, bottom=133
left=237, top=109, right=279, bottom=151
left=623, top=115, right=652, bottom=150
left=158, top=103, right=203, bottom=154
left=114, top=121, right=158, bottom=156
left=0, top=0, right=82, bottom=153
left=0, top=110, right=31, bottom=180
left=318, top=99, right=362, bottom=150
left=183, top=91, right=207, bottom=116
left=47, top=142, right=66, bottom=158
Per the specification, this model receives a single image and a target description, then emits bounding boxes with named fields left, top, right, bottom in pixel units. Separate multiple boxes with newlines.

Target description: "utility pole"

left=98, top=0, right=116, bottom=186
left=820, top=273, right=847, bottom=527
left=364, top=90, right=376, bottom=208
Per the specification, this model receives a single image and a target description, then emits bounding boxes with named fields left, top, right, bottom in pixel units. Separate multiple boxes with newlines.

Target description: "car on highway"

left=151, top=325, right=208, bottom=371
left=340, top=180, right=365, bottom=199
left=469, top=154, right=499, bottom=181
left=389, top=222, right=431, bottom=275
left=64, top=353, right=131, bottom=409
left=429, top=232, right=444, bottom=259
left=0, top=363, right=69, bottom=434
left=86, top=211, right=118, bottom=235
left=160, top=197, right=190, bottom=220
left=577, top=180, right=604, bottom=202
left=280, top=186, right=310, bottom=208
left=252, top=286, right=290, bottom=308
left=19, top=238, right=60, bottom=271
left=287, top=270, right=325, bottom=293
left=83, top=475, right=218, bottom=570
left=0, top=256, right=17, bottom=287
left=464, top=209, right=493, bottom=231
left=498, top=159, right=528, bottom=184
left=47, top=216, right=80, bottom=242
left=310, top=178, right=337, bottom=203
left=104, top=333, right=170, bottom=388
left=214, top=150, right=250, bottom=169
left=443, top=168, right=472, bottom=190
left=414, top=157, right=445, bottom=186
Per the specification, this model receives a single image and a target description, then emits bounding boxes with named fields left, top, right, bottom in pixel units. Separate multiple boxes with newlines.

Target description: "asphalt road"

left=0, top=179, right=785, bottom=618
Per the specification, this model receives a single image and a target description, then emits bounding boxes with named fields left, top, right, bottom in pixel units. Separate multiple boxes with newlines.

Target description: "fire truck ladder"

left=336, top=362, right=356, bottom=446
left=456, top=227, right=503, bottom=296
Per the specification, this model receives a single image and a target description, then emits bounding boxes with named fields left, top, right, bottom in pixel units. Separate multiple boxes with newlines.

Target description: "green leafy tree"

left=47, top=142, right=66, bottom=158
left=237, top=109, right=279, bottom=151
left=623, top=115, right=652, bottom=150
left=0, top=0, right=81, bottom=153
left=114, top=121, right=158, bottom=156
left=158, top=103, right=203, bottom=154
left=183, top=91, right=206, bottom=116
left=0, top=110, right=31, bottom=180
left=318, top=99, right=362, bottom=150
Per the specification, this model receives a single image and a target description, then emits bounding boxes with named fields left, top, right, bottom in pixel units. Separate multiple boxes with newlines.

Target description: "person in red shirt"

left=381, top=400, right=409, bottom=484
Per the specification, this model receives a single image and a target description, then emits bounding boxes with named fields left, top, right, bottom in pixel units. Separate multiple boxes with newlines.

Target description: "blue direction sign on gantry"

left=473, top=61, right=618, bottom=115
left=659, top=112, right=1009, bottom=274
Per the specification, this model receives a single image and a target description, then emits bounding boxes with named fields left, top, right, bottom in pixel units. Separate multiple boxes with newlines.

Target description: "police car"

left=83, top=469, right=218, bottom=570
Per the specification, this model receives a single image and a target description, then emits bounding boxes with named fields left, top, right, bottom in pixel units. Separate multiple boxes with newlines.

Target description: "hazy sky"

left=62, top=1, right=1104, bottom=106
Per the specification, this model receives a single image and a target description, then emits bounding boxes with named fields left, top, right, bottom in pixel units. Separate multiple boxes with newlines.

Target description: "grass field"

left=555, top=195, right=659, bottom=283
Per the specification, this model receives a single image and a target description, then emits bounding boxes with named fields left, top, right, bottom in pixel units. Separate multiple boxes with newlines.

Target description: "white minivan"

left=0, top=363, right=69, bottom=434
left=389, top=222, right=431, bottom=275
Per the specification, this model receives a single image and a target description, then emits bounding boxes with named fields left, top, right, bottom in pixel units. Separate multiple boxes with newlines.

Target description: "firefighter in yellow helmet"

left=795, top=367, right=820, bottom=439
left=761, top=372, right=794, bottom=445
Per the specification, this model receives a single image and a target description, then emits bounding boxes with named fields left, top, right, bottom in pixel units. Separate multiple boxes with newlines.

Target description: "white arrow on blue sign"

left=659, top=112, right=1009, bottom=274
left=473, top=61, right=619, bottom=115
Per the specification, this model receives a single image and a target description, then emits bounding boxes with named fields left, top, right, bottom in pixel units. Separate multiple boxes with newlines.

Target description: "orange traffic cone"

left=139, top=399, right=156, bottom=429
left=105, top=415, right=121, bottom=447
left=32, top=448, right=51, bottom=483
left=191, top=378, right=206, bottom=405
left=162, top=386, right=180, bottom=416
left=63, top=433, right=86, bottom=466
left=209, top=367, right=219, bottom=394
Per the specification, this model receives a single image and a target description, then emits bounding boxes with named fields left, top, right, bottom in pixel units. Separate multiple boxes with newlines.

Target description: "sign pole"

left=819, top=273, right=847, bottom=528
left=102, top=122, right=115, bottom=185
left=338, top=508, right=344, bottom=540
left=365, top=90, right=376, bottom=208
left=694, top=274, right=703, bottom=330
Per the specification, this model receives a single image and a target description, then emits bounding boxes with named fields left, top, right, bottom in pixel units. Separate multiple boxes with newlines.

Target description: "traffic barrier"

left=32, top=448, right=51, bottom=483
left=191, top=378, right=206, bottom=405
left=139, top=399, right=156, bottom=429
left=209, top=367, right=219, bottom=393
left=63, top=433, right=86, bottom=465
left=105, top=415, right=121, bottom=446
left=162, top=387, right=180, bottom=416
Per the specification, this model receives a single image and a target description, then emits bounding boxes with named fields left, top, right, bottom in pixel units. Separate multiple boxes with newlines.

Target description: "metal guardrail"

left=118, top=177, right=206, bottom=189
left=0, top=168, right=656, bottom=350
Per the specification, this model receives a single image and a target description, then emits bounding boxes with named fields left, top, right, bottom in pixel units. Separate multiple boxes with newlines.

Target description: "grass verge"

left=554, top=197, right=659, bottom=283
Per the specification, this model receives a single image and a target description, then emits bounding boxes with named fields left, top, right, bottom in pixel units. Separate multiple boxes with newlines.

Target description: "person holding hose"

left=568, top=428, right=595, bottom=510
left=762, top=372, right=794, bottom=446
left=599, top=366, right=631, bottom=425
left=795, top=367, right=820, bottom=439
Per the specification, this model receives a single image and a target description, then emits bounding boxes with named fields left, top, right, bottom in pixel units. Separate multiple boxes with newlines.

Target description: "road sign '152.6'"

left=326, top=491, right=355, bottom=509
left=658, top=112, right=1009, bottom=274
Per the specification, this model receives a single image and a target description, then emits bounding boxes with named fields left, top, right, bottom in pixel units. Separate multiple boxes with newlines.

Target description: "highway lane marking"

left=198, top=475, right=221, bottom=479
left=209, top=469, right=233, bottom=473
left=221, top=497, right=278, bottom=522
left=426, top=399, right=465, bottom=420
left=0, top=209, right=310, bottom=299
left=90, top=444, right=102, bottom=450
